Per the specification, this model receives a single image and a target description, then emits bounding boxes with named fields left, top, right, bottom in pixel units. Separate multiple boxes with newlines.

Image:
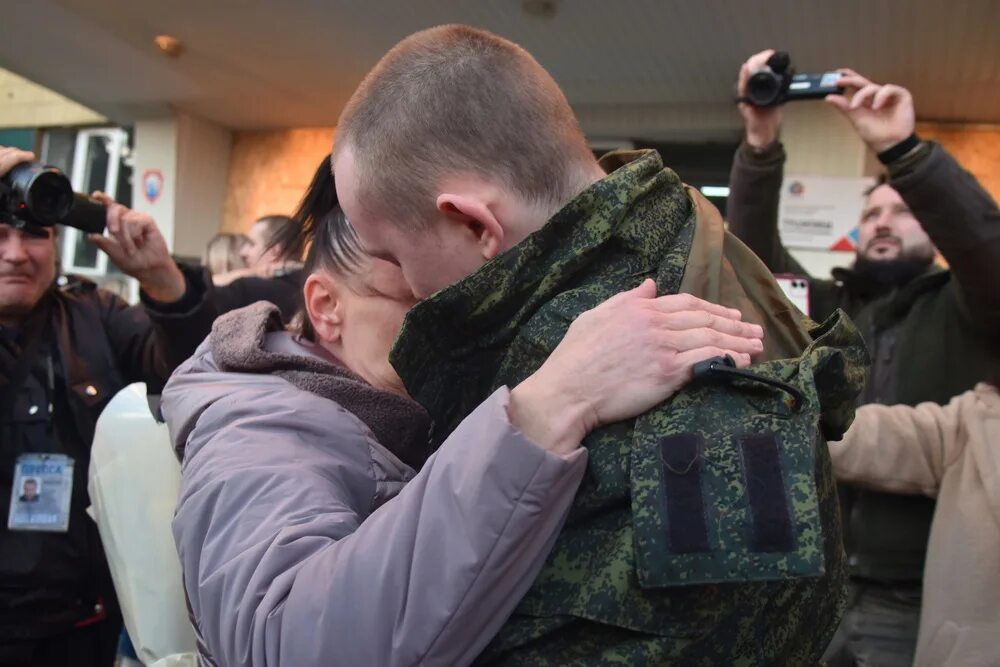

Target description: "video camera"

left=0, top=163, right=106, bottom=237
left=743, top=52, right=845, bottom=107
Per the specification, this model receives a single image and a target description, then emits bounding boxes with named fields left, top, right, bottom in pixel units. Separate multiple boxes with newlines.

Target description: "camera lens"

left=26, top=171, right=74, bottom=223
left=746, top=70, right=782, bottom=107
left=6, top=164, right=74, bottom=224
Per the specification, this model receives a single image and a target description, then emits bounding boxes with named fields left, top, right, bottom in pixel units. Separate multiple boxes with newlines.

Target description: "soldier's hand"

left=88, top=191, right=187, bottom=303
left=825, top=71, right=916, bottom=154
left=737, top=49, right=783, bottom=149
left=0, top=146, right=36, bottom=178
left=509, top=280, right=764, bottom=455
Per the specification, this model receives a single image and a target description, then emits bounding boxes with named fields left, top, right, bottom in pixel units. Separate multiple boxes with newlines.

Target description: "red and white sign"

left=142, top=169, right=164, bottom=204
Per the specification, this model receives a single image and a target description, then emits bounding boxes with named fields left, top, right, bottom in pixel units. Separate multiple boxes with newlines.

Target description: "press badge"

left=8, top=454, right=73, bottom=533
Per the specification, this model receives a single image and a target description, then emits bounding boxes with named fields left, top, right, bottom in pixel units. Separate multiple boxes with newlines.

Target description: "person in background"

left=829, top=374, right=1000, bottom=667
left=203, top=232, right=250, bottom=285
left=239, top=214, right=297, bottom=277
left=208, top=166, right=331, bottom=322
left=209, top=215, right=299, bottom=289
left=0, top=145, right=214, bottom=667
left=163, top=203, right=765, bottom=666
left=729, top=49, right=1000, bottom=665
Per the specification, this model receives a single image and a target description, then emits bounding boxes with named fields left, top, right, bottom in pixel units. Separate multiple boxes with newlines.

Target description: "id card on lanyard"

left=8, top=453, right=74, bottom=532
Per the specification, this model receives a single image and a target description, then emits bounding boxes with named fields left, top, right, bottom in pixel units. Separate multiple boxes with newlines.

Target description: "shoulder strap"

left=680, top=185, right=812, bottom=359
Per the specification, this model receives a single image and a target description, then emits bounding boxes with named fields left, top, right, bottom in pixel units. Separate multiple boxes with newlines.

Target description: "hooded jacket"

left=162, top=303, right=588, bottom=666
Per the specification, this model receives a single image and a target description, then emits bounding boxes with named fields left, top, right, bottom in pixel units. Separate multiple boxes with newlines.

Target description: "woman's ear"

left=436, top=193, right=504, bottom=261
left=303, top=273, right=344, bottom=344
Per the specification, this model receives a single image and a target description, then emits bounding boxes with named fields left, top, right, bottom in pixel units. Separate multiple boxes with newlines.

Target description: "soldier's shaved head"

left=334, top=24, right=596, bottom=230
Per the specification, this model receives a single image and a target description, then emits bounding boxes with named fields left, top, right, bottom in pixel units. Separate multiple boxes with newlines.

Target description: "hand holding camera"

left=737, top=50, right=846, bottom=149
left=0, top=148, right=107, bottom=237
left=0, top=147, right=37, bottom=181
left=1, top=146, right=185, bottom=303
left=88, top=192, right=186, bottom=303
left=736, top=53, right=915, bottom=158
left=825, top=70, right=916, bottom=154
left=737, top=49, right=784, bottom=149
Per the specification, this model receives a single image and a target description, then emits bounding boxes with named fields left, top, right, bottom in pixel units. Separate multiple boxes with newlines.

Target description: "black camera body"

left=0, top=162, right=106, bottom=236
left=744, top=52, right=844, bottom=107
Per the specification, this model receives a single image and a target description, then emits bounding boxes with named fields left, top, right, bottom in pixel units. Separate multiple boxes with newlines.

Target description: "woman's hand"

left=509, top=279, right=764, bottom=455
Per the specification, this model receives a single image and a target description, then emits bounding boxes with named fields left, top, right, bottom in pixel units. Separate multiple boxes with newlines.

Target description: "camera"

left=744, top=52, right=844, bottom=107
left=0, top=162, right=106, bottom=236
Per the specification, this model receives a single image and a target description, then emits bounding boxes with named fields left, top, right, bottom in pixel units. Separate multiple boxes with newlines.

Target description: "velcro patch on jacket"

left=738, top=434, right=795, bottom=553
left=660, top=434, right=711, bottom=554
left=629, top=355, right=831, bottom=588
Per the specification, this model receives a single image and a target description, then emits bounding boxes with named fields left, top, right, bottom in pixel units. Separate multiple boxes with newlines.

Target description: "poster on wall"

left=778, top=175, right=875, bottom=251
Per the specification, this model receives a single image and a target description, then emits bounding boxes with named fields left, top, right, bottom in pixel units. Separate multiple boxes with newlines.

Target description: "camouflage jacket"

left=391, top=150, right=869, bottom=665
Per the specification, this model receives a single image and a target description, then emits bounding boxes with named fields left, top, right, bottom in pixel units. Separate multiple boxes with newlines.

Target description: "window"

left=40, top=127, right=137, bottom=301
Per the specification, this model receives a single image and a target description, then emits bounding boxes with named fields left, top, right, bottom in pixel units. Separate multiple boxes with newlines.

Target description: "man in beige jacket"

left=830, top=378, right=1000, bottom=666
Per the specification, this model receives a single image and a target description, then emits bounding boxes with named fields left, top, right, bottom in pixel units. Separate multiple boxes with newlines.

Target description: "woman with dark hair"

left=269, top=154, right=339, bottom=265
left=161, top=158, right=764, bottom=665
left=829, top=376, right=1000, bottom=666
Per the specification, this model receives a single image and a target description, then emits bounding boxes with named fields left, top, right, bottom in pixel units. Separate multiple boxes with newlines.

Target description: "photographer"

left=0, top=146, right=214, bottom=666
left=729, top=50, right=1000, bottom=665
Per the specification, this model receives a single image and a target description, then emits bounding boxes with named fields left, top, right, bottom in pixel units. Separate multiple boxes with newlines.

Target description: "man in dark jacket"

left=0, top=146, right=215, bottom=666
left=728, top=51, right=1000, bottom=665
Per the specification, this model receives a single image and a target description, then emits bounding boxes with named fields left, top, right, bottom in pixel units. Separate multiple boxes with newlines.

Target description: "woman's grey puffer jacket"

left=161, top=306, right=587, bottom=667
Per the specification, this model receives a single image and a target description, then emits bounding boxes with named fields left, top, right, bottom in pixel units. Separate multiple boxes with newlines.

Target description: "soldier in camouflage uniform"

left=333, top=25, right=869, bottom=665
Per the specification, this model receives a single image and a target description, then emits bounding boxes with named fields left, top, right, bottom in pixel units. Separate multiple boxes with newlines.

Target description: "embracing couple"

left=163, top=25, right=867, bottom=667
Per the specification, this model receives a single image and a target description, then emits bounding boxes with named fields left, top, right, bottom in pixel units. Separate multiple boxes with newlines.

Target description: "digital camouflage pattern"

left=390, top=150, right=869, bottom=664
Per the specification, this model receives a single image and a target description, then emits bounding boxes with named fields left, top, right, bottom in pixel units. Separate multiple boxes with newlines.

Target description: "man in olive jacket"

left=729, top=50, right=1000, bottom=665
left=335, top=27, right=869, bottom=664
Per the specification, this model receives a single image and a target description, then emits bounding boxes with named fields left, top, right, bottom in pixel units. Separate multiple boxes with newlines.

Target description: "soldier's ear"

left=435, top=192, right=504, bottom=261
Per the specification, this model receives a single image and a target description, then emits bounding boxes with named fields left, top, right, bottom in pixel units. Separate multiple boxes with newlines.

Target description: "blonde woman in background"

left=204, top=233, right=250, bottom=285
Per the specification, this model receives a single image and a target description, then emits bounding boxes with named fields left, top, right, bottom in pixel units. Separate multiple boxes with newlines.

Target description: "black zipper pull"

left=691, top=355, right=805, bottom=412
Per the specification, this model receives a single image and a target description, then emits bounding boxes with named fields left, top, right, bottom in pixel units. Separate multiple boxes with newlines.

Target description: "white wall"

left=132, top=112, right=232, bottom=258
left=133, top=118, right=178, bottom=250
left=173, top=112, right=232, bottom=259
left=781, top=102, right=869, bottom=278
